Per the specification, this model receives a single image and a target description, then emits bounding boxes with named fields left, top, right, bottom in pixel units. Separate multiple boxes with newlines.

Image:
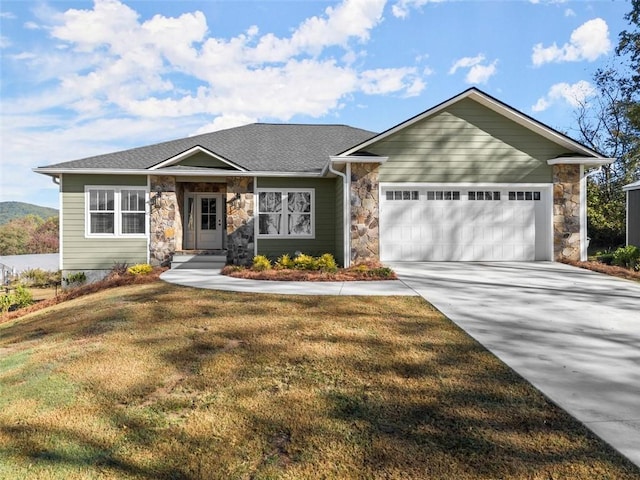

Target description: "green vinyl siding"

left=256, top=177, right=337, bottom=260
left=61, top=174, right=148, bottom=270
left=375, top=98, right=569, bottom=184
left=334, top=176, right=345, bottom=266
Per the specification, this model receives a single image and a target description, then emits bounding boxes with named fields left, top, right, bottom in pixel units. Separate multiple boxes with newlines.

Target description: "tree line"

left=577, top=1, right=640, bottom=248
left=0, top=215, right=59, bottom=256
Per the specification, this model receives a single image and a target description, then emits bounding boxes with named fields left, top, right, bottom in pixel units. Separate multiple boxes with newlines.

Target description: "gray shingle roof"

left=38, top=123, right=377, bottom=174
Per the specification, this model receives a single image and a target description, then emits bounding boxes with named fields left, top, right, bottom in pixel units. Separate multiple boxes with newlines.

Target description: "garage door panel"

left=380, top=187, right=547, bottom=262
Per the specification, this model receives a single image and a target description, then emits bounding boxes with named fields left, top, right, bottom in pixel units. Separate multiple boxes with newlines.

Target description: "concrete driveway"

left=390, top=261, right=640, bottom=468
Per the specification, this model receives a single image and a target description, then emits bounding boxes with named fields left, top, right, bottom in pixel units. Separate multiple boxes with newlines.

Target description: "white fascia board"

left=623, top=180, right=640, bottom=191
left=33, top=168, right=325, bottom=178
left=380, top=181, right=553, bottom=189
left=329, top=155, right=388, bottom=164
left=547, top=157, right=615, bottom=167
left=150, top=145, right=247, bottom=171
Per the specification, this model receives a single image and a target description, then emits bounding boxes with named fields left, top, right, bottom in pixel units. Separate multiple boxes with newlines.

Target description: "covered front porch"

left=148, top=175, right=254, bottom=268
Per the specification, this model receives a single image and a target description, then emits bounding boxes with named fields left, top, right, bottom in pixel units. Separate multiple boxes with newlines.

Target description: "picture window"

left=258, top=189, right=314, bottom=237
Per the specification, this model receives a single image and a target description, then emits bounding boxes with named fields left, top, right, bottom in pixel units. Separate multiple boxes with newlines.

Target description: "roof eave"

left=547, top=157, right=615, bottom=167
left=32, top=167, right=325, bottom=178
left=623, top=180, right=640, bottom=191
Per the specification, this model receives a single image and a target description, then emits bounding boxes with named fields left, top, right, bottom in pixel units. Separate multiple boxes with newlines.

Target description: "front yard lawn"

left=0, top=283, right=637, bottom=479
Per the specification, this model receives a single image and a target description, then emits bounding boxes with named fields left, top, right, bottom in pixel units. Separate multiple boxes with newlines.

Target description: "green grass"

left=0, top=282, right=638, bottom=479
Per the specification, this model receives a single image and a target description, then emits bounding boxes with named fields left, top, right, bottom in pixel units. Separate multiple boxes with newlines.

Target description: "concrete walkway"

left=160, top=268, right=418, bottom=296
left=161, top=262, right=640, bottom=468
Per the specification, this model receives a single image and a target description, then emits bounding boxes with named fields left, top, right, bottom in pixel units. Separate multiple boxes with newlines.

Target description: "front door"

left=184, top=194, right=223, bottom=250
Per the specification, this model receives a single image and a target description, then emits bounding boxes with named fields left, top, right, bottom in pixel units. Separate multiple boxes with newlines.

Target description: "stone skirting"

left=226, top=177, right=255, bottom=266
left=552, top=164, right=581, bottom=261
left=350, top=163, right=380, bottom=263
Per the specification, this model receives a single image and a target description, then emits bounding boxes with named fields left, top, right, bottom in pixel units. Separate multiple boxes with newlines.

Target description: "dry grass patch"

left=0, top=283, right=638, bottom=479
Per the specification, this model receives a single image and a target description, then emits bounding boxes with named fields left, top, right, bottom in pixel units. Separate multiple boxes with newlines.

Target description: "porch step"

left=171, top=251, right=227, bottom=270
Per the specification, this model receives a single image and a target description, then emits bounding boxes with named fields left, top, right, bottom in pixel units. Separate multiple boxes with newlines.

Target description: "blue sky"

left=0, top=0, right=630, bottom=209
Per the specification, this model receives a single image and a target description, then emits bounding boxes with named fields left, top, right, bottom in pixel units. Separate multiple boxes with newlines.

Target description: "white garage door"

left=380, top=187, right=551, bottom=261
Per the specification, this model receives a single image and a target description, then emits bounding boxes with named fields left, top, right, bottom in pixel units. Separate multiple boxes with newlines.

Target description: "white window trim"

left=85, top=186, right=148, bottom=238
left=256, top=188, right=315, bottom=239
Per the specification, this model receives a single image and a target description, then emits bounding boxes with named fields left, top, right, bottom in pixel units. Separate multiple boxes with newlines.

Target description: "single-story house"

left=34, top=88, right=614, bottom=282
left=624, top=180, right=640, bottom=248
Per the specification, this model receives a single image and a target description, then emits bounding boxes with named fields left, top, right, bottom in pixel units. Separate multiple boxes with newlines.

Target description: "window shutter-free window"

left=121, top=189, right=146, bottom=234
left=86, top=187, right=147, bottom=237
left=89, top=189, right=115, bottom=234
left=258, top=189, right=314, bottom=237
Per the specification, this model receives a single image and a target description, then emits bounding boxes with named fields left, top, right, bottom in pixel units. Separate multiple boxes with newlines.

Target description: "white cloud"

left=564, top=8, right=576, bottom=17
left=466, top=61, right=498, bottom=84
left=449, top=54, right=498, bottom=84
left=17, top=0, right=423, bottom=123
left=531, top=80, right=595, bottom=112
left=2, top=0, right=432, bottom=204
left=0, top=11, right=16, bottom=19
left=392, top=0, right=444, bottom=19
left=532, top=18, right=611, bottom=66
left=0, top=36, right=10, bottom=49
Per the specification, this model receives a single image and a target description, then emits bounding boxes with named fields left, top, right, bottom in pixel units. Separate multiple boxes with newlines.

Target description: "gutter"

left=32, top=168, right=325, bottom=178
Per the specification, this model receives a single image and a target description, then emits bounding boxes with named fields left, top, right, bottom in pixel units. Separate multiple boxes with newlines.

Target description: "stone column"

left=350, top=163, right=380, bottom=264
left=552, top=164, right=581, bottom=261
left=226, top=177, right=255, bottom=265
left=149, top=176, right=182, bottom=266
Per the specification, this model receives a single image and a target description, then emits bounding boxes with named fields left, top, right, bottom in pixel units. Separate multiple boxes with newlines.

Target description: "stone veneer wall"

left=226, top=177, right=255, bottom=265
left=149, top=176, right=182, bottom=266
left=350, top=163, right=380, bottom=263
left=553, top=164, right=582, bottom=261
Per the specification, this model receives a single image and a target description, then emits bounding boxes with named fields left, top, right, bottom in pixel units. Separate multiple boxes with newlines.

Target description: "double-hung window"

left=257, top=189, right=314, bottom=237
left=86, top=187, right=147, bottom=237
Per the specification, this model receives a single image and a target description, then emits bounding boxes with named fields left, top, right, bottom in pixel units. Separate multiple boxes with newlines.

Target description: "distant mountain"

left=0, top=202, right=58, bottom=225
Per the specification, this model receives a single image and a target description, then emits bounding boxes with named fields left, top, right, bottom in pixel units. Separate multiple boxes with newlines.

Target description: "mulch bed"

left=221, top=265, right=397, bottom=282
left=563, top=260, right=640, bottom=282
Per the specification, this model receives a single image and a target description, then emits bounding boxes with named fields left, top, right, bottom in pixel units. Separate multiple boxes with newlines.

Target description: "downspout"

left=328, top=161, right=351, bottom=268
left=54, top=175, right=63, bottom=272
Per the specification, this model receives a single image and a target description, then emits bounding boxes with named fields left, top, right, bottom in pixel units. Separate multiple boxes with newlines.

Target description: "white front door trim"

left=184, top=193, right=224, bottom=250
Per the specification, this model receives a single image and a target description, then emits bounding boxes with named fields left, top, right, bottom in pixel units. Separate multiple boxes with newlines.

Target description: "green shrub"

left=596, top=252, right=615, bottom=265
left=293, top=253, right=318, bottom=270
left=0, top=285, right=33, bottom=313
left=369, top=267, right=394, bottom=278
left=21, top=268, right=61, bottom=287
left=127, top=263, right=153, bottom=276
left=613, top=245, right=640, bottom=270
left=316, top=253, right=338, bottom=273
left=252, top=255, right=272, bottom=271
left=0, top=294, right=12, bottom=313
left=63, top=271, right=86, bottom=286
left=13, top=285, right=33, bottom=308
left=275, top=254, right=295, bottom=270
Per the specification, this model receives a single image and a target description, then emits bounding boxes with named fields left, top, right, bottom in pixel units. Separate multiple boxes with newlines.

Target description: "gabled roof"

left=338, top=87, right=612, bottom=162
left=36, top=123, right=376, bottom=175
left=623, top=180, right=640, bottom=191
